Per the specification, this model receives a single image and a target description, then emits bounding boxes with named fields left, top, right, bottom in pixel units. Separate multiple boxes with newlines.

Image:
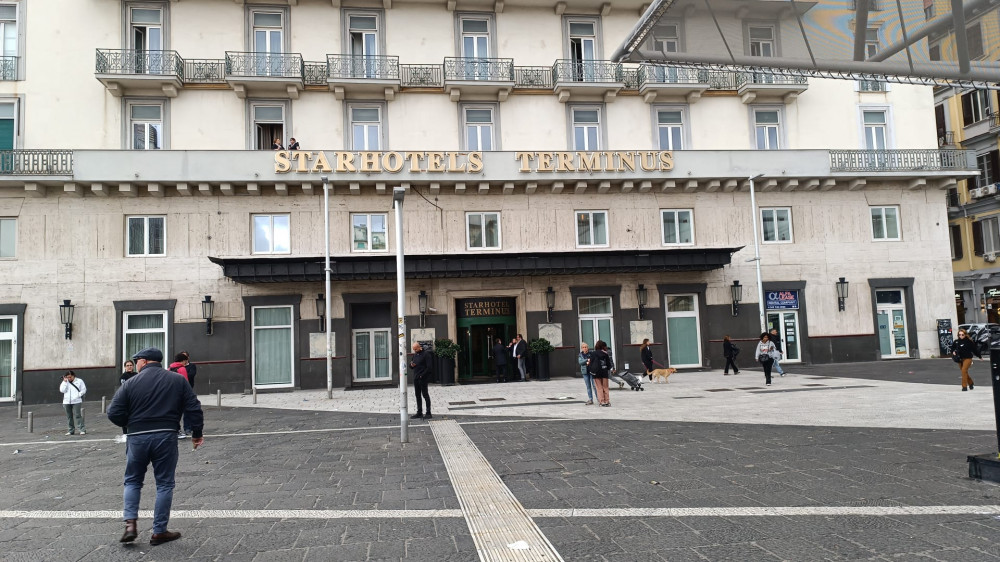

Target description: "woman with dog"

left=754, top=333, right=777, bottom=386
left=588, top=340, right=614, bottom=407
left=722, top=335, right=740, bottom=375
left=640, top=338, right=654, bottom=379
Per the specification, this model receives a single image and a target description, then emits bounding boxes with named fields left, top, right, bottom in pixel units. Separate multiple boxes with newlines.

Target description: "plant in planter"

left=434, top=338, right=461, bottom=385
left=529, top=337, right=555, bottom=381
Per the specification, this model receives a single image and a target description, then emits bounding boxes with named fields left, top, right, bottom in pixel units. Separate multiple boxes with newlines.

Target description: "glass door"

left=0, top=316, right=15, bottom=401
left=766, top=311, right=801, bottom=362
left=253, top=12, right=283, bottom=76
left=130, top=7, right=162, bottom=74
left=353, top=329, right=391, bottom=381
left=579, top=297, right=615, bottom=360
left=349, top=15, right=378, bottom=78
left=876, top=290, right=909, bottom=358
left=461, top=19, right=490, bottom=80
left=252, top=306, right=294, bottom=387
left=569, top=22, right=596, bottom=81
left=665, top=294, right=702, bottom=367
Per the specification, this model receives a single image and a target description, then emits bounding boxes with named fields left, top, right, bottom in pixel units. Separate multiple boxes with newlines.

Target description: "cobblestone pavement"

left=2, top=361, right=1000, bottom=561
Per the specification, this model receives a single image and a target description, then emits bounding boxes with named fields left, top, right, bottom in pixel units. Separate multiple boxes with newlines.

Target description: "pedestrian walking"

left=755, top=333, right=777, bottom=386
left=120, top=360, right=136, bottom=386
left=492, top=338, right=508, bottom=383
left=588, top=340, right=615, bottom=407
left=723, top=335, right=740, bottom=375
left=952, top=328, right=982, bottom=391
left=769, top=328, right=786, bottom=376
left=509, top=334, right=528, bottom=382
left=578, top=342, right=597, bottom=405
left=107, top=347, right=204, bottom=546
left=640, top=338, right=654, bottom=379
left=410, top=342, right=433, bottom=419
left=180, top=351, right=197, bottom=390
left=59, top=371, right=86, bottom=435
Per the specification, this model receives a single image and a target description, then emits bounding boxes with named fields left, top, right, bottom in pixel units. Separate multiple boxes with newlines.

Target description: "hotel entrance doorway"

left=456, top=298, right=517, bottom=381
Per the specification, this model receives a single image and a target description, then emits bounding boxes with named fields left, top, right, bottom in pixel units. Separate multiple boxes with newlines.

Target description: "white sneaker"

left=65, top=431, right=74, bottom=436
left=177, top=431, right=187, bottom=439
left=79, top=431, right=86, bottom=435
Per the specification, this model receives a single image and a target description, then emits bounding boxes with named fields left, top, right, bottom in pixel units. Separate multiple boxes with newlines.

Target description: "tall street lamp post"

left=748, top=174, right=767, bottom=333
left=393, top=186, right=410, bottom=444
left=322, top=176, right=333, bottom=400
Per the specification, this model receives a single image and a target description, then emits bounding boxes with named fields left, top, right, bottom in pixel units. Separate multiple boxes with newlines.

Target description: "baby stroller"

left=609, top=369, right=644, bottom=391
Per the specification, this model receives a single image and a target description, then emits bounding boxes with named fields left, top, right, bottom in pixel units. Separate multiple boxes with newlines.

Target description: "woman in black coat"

left=722, top=335, right=740, bottom=375
left=588, top=340, right=614, bottom=407
left=639, top=338, right=654, bottom=379
left=952, top=329, right=982, bottom=391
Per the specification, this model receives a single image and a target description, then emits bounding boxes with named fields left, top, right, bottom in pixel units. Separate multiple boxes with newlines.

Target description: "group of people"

left=577, top=340, right=615, bottom=406
left=491, top=335, right=529, bottom=383
left=271, top=137, right=300, bottom=150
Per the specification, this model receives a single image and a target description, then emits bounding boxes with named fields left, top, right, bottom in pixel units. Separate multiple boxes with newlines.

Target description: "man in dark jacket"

left=108, top=347, right=204, bottom=546
left=492, top=337, right=508, bottom=383
left=768, top=328, right=786, bottom=376
left=409, top=342, right=433, bottom=419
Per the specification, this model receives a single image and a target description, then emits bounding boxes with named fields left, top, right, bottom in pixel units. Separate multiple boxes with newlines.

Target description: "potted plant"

left=529, top=337, right=555, bottom=381
left=434, top=338, right=460, bottom=385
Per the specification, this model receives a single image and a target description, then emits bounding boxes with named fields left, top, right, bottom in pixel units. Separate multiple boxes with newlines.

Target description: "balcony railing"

left=829, top=149, right=974, bottom=172
left=328, top=54, right=399, bottom=80
left=737, top=72, right=808, bottom=87
left=0, top=150, right=73, bottom=175
left=704, top=70, right=739, bottom=90
left=858, top=79, right=887, bottom=92
left=622, top=69, right=640, bottom=89
left=0, top=56, right=16, bottom=80
left=95, top=49, right=183, bottom=76
left=183, top=59, right=225, bottom=83
left=552, top=59, right=623, bottom=83
left=938, top=131, right=957, bottom=147
left=401, top=64, right=443, bottom=87
left=225, top=52, right=303, bottom=79
left=443, top=57, right=513, bottom=81
left=514, top=66, right=553, bottom=89
left=638, top=65, right=708, bottom=86
left=303, top=61, right=327, bottom=86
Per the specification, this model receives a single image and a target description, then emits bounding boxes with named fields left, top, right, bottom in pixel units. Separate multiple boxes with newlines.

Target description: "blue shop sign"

left=766, top=290, right=799, bottom=310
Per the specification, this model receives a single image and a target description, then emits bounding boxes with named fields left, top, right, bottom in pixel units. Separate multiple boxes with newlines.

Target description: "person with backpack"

left=588, top=340, right=615, bottom=407
left=723, top=335, right=740, bottom=375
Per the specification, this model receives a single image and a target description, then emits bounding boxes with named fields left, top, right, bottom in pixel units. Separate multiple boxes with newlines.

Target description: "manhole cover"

left=547, top=396, right=575, bottom=401
left=479, top=398, right=506, bottom=402
left=704, top=388, right=734, bottom=392
left=448, top=401, right=477, bottom=406
left=803, top=384, right=827, bottom=387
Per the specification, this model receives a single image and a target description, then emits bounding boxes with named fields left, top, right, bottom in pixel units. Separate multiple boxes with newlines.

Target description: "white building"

left=0, top=0, right=971, bottom=404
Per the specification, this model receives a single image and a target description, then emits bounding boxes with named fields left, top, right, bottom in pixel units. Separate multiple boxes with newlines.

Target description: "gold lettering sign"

left=274, top=151, right=674, bottom=174
left=457, top=298, right=516, bottom=319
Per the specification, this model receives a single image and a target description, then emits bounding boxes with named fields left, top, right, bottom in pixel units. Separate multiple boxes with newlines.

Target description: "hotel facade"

left=0, top=0, right=972, bottom=404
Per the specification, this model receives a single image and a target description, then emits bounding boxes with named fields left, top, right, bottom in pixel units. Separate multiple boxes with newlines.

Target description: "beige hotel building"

left=0, top=0, right=972, bottom=404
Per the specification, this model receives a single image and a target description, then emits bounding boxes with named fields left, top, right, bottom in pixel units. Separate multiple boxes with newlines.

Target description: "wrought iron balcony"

left=225, top=51, right=303, bottom=78
left=552, top=59, right=623, bottom=83
left=0, top=56, right=16, bottom=81
left=829, top=149, right=975, bottom=172
left=736, top=71, right=808, bottom=103
left=858, top=79, right=887, bottom=92
left=303, top=62, right=327, bottom=86
left=637, top=65, right=711, bottom=102
left=327, top=54, right=399, bottom=80
left=443, top=57, right=513, bottom=82
left=0, top=150, right=73, bottom=175
left=401, top=64, right=443, bottom=88
left=183, top=59, right=225, bottom=83
left=95, top=49, right=184, bottom=97
left=513, top=66, right=553, bottom=89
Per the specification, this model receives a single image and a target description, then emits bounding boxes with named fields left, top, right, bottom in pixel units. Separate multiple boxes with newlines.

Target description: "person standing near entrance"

left=492, top=338, right=508, bottom=383
left=410, top=342, right=433, bottom=418
left=768, top=328, right=786, bottom=376
left=952, top=329, right=982, bottom=391
left=578, top=342, right=597, bottom=405
left=107, top=347, right=204, bottom=546
left=755, top=333, right=777, bottom=386
left=59, top=371, right=87, bottom=436
left=509, top=334, right=528, bottom=382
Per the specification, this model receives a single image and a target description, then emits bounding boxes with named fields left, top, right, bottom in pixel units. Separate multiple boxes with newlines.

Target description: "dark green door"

left=455, top=298, right=517, bottom=380
left=0, top=119, right=13, bottom=173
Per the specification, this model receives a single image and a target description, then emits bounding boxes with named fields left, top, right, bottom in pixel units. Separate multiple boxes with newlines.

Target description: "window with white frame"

left=0, top=3, right=18, bottom=80
left=982, top=217, right=1000, bottom=254
left=0, top=217, right=14, bottom=258
left=656, top=108, right=684, bottom=150
left=661, top=210, right=693, bottom=245
left=863, top=109, right=888, bottom=150
left=747, top=25, right=776, bottom=57
left=351, top=213, right=387, bottom=252
left=976, top=151, right=1000, bottom=188
left=251, top=102, right=285, bottom=150
left=129, top=102, right=163, bottom=150
left=349, top=104, right=383, bottom=150
left=859, top=29, right=886, bottom=91
left=126, top=215, right=165, bottom=257
left=252, top=214, right=290, bottom=254
left=571, top=106, right=601, bottom=150
left=123, top=311, right=167, bottom=365
left=466, top=212, right=501, bottom=250
left=761, top=207, right=792, bottom=243
left=753, top=108, right=781, bottom=150
left=576, top=210, right=608, bottom=247
left=128, top=5, right=163, bottom=75
left=871, top=206, right=900, bottom=241
left=463, top=106, right=495, bottom=150
left=962, top=90, right=991, bottom=126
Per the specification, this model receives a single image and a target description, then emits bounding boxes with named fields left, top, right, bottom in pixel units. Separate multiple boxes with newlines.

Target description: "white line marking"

left=1, top=505, right=999, bottom=520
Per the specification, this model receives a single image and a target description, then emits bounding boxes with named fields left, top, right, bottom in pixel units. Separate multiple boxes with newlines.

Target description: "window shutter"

left=973, top=220, right=984, bottom=256
left=990, top=151, right=1000, bottom=184
left=952, top=224, right=964, bottom=261
left=963, top=93, right=974, bottom=126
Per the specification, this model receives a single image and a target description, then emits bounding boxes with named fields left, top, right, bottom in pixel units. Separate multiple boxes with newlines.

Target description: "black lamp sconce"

left=315, top=293, right=325, bottom=332
left=731, top=280, right=742, bottom=317
left=636, top=284, right=648, bottom=320
left=836, top=277, right=849, bottom=311
left=418, top=290, right=428, bottom=328
left=545, top=287, right=555, bottom=322
left=201, top=295, right=215, bottom=335
left=59, top=299, right=75, bottom=340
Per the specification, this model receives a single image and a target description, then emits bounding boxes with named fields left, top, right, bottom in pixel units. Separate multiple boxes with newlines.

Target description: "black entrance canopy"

left=209, top=247, right=741, bottom=283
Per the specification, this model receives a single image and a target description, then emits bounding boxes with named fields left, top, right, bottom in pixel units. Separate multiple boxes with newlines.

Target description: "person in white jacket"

left=59, top=371, right=86, bottom=435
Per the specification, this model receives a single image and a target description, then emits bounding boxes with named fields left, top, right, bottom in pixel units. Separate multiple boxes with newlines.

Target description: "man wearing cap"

left=107, top=347, right=205, bottom=546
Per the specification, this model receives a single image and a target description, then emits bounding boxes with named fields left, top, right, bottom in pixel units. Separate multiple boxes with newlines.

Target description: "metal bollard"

left=101, top=396, right=106, bottom=414
left=17, top=400, right=22, bottom=419
left=252, top=388, right=257, bottom=404
left=27, top=411, right=33, bottom=433
left=217, top=389, right=222, bottom=408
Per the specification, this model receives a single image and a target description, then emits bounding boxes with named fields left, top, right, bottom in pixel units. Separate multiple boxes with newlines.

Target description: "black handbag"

left=952, top=354, right=962, bottom=363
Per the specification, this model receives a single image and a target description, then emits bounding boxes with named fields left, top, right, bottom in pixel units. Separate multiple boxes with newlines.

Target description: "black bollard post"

left=968, top=346, right=1000, bottom=481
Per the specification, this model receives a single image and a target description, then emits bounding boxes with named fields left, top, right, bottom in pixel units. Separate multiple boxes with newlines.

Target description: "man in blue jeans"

left=108, top=347, right=204, bottom=546
left=769, top=328, right=786, bottom=376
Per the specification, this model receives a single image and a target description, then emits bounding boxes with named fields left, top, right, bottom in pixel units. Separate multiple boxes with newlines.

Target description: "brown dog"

left=649, top=368, right=677, bottom=383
